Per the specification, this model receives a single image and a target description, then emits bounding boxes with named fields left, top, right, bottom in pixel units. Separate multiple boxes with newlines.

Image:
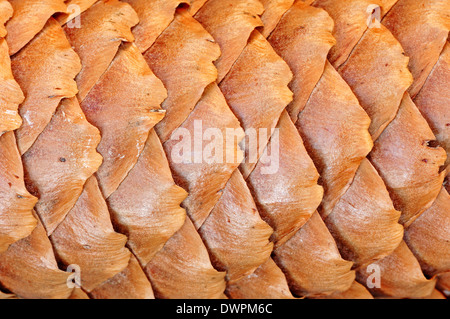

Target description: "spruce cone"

left=0, top=0, right=448, bottom=299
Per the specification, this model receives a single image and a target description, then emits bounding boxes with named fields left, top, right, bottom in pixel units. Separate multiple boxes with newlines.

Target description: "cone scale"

left=0, top=0, right=448, bottom=299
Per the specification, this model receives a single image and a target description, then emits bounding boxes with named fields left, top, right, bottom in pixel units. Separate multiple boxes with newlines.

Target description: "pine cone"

left=0, top=0, right=448, bottom=299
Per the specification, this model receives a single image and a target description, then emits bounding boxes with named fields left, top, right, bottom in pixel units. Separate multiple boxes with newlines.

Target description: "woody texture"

left=0, top=0, right=448, bottom=299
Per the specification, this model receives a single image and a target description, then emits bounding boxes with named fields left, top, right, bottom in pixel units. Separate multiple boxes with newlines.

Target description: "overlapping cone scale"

left=0, top=0, right=448, bottom=299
